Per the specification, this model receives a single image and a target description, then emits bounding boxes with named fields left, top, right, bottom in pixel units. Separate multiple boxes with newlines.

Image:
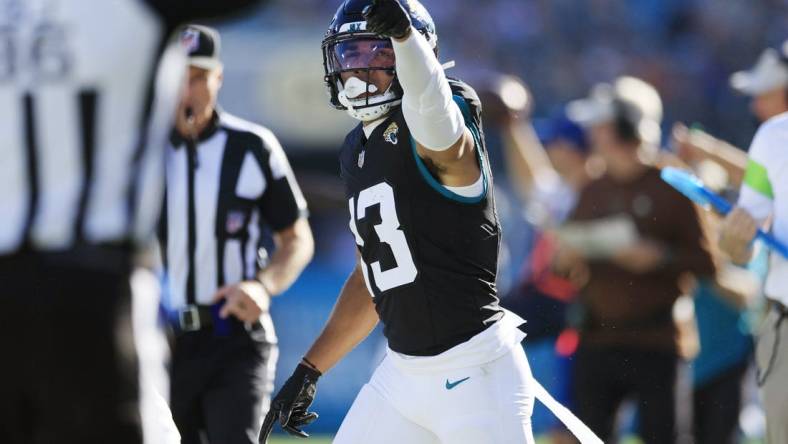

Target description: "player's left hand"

left=259, top=363, right=321, bottom=442
left=363, top=0, right=412, bottom=40
left=213, top=280, right=270, bottom=323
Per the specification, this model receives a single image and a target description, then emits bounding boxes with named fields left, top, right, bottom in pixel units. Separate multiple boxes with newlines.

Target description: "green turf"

left=266, top=435, right=764, bottom=443
left=266, top=436, right=602, bottom=443
left=267, top=436, right=333, bottom=444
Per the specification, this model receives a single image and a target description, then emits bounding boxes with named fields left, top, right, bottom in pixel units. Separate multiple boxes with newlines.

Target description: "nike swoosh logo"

left=445, top=377, right=470, bottom=390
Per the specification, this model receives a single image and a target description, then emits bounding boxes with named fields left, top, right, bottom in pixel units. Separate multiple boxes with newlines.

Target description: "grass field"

left=266, top=436, right=633, bottom=444
left=267, top=436, right=765, bottom=444
left=268, top=436, right=332, bottom=444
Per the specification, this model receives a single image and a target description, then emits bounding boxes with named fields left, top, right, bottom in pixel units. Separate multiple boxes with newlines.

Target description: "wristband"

left=301, top=356, right=322, bottom=376
left=254, top=275, right=273, bottom=296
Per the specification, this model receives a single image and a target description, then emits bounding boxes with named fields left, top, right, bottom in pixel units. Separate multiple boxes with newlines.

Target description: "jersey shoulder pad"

left=219, top=112, right=277, bottom=154
left=447, top=77, right=482, bottom=127
left=448, top=78, right=482, bottom=111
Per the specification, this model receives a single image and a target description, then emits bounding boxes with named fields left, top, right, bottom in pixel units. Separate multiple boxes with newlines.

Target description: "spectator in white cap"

left=719, top=41, right=788, bottom=444
left=673, top=42, right=788, bottom=187
left=730, top=43, right=788, bottom=123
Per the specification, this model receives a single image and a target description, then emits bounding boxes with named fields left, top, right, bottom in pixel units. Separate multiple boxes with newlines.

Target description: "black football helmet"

left=321, top=0, right=437, bottom=121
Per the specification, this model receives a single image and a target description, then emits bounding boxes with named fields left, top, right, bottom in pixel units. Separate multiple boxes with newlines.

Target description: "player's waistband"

left=385, top=309, right=527, bottom=374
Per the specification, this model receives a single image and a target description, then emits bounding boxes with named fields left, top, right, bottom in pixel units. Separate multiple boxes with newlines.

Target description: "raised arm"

left=364, top=0, right=479, bottom=187
left=502, top=119, right=562, bottom=202
left=672, top=123, right=748, bottom=187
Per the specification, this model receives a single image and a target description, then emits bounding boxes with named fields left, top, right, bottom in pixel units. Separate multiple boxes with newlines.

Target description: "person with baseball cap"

left=665, top=44, right=788, bottom=444
left=162, top=25, right=313, bottom=444
left=719, top=42, right=788, bottom=444
left=554, top=76, right=717, bottom=443
left=671, top=41, right=788, bottom=188
left=731, top=42, right=788, bottom=123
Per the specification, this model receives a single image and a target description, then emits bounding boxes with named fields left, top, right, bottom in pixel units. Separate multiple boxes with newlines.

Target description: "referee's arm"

left=215, top=132, right=313, bottom=322
left=258, top=217, right=314, bottom=297
left=216, top=220, right=312, bottom=323
left=255, top=134, right=314, bottom=297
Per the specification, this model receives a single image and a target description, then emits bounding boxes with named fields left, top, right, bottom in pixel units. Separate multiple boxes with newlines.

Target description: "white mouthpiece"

left=342, top=76, right=378, bottom=99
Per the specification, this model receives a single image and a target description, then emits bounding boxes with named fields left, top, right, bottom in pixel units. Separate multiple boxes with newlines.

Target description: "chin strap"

left=337, top=89, right=355, bottom=112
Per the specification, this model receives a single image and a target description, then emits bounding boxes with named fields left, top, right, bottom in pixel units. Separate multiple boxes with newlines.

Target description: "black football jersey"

left=339, top=79, right=504, bottom=356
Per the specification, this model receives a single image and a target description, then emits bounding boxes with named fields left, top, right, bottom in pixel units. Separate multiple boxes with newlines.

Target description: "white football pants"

left=333, top=345, right=536, bottom=444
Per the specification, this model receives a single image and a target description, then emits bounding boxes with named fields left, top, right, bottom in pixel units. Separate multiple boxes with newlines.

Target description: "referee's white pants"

left=333, top=345, right=536, bottom=444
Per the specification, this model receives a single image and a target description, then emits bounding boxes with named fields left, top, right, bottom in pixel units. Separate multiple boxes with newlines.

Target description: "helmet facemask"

left=322, top=0, right=438, bottom=121
left=322, top=32, right=403, bottom=122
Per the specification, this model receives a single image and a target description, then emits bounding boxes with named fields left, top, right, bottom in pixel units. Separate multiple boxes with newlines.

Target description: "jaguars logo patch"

left=383, top=122, right=399, bottom=145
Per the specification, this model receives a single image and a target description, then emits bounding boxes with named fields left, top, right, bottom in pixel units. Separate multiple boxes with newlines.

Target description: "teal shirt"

left=692, top=248, right=767, bottom=386
left=692, top=283, right=752, bottom=386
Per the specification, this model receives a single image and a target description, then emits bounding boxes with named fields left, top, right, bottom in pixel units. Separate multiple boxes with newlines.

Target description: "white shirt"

left=0, top=0, right=181, bottom=253
left=738, top=111, right=788, bottom=305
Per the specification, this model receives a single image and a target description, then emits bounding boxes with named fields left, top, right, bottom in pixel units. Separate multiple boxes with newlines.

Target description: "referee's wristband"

left=253, top=275, right=273, bottom=296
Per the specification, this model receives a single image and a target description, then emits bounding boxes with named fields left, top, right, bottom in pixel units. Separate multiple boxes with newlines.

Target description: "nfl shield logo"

left=225, top=210, right=245, bottom=235
left=358, top=150, right=365, bottom=169
left=180, top=28, right=200, bottom=53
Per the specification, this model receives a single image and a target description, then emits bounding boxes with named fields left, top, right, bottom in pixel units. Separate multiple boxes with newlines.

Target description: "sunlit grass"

left=266, top=434, right=763, bottom=443
left=267, top=436, right=333, bottom=444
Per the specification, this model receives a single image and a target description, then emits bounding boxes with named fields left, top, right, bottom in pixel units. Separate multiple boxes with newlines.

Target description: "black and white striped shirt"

left=0, top=0, right=263, bottom=256
left=161, top=111, right=306, bottom=324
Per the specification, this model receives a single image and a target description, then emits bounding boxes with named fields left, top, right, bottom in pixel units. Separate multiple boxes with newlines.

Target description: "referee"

left=163, top=25, right=314, bottom=444
left=0, top=2, right=266, bottom=443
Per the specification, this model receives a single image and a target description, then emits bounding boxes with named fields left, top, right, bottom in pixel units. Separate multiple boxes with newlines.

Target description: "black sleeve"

left=448, top=78, right=483, bottom=128
left=144, top=0, right=267, bottom=29
left=448, top=78, right=484, bottom=148
left=256, top=137, right=308, bottom=232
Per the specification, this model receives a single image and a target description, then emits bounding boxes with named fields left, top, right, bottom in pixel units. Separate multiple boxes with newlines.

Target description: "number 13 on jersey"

left=349, top=182, right=417, bottom=294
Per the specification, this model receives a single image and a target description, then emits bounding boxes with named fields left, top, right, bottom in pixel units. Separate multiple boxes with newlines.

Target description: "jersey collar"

left=362, top=115, right=389, bottom=139
left=170, top=109, right=221, bottom=147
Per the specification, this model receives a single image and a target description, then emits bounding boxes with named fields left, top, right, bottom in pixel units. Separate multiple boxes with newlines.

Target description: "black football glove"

left=363, top=0, right=412, bottom=40
left=258, top=363, right=321, bottom=442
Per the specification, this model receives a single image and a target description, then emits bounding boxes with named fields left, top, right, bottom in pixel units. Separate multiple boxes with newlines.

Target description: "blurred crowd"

left=256, top=0, right=787, bottom=148
left=479, top=66, right=773, bottom=442
left=222, top=1, right=788, bottom=442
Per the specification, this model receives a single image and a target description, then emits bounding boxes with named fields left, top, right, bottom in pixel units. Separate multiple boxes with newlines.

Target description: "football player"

left=261, top=1, right=536, bottom=442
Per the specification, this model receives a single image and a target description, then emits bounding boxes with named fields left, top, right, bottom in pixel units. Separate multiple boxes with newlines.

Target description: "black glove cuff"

left=391, top=25, right=410, bottom=40
left=295, top=362, right=322, bottom=381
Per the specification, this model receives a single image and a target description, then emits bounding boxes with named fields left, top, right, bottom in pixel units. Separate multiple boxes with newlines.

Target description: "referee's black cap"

left=180, top=24, right=222, bottom=70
